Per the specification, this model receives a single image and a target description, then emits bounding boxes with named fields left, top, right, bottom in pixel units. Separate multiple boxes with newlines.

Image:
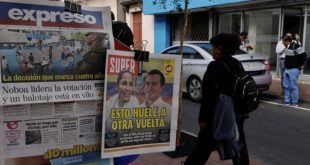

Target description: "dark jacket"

left=77, top=46, right=106, bottom=75
left=198, top=56, right=245, bottom=127
left=285, top=42, right=307, bottom=69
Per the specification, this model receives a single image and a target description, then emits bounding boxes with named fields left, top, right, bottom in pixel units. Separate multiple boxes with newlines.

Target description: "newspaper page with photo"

left=101, top=50, right=182, bottom=158
left=0, top=0, right=113, bottom=105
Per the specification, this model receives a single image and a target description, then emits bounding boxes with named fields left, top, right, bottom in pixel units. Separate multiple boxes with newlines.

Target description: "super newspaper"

left=101, top=50, right=182, bottom=158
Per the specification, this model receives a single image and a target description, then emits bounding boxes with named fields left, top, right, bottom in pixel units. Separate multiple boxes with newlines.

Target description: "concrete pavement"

left=132, top=152, right=265, bottom=165
left=265, top=76, right=310, bottom=101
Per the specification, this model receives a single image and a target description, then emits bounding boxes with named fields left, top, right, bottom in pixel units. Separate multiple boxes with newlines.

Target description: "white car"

left=160, top=42, right=272, bottom=102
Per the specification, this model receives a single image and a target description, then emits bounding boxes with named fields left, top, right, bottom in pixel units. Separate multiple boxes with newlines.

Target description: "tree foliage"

left=71, top=32, right=86, bottom=41
left=152, top=0, right=185, bottom=11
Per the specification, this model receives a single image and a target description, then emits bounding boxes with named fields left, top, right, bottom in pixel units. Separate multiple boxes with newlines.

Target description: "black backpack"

left=112, top=21, right=134, bottom=47
left=222, top=62, right=259, bottom=114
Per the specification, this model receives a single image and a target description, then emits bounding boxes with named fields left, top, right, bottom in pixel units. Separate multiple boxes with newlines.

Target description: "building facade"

left=83, top=0, right=153, bottom=52
left=143, top=0, right=310, bottom=79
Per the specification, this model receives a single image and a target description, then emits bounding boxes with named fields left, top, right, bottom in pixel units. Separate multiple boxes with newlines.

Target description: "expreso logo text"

left=8, top=8, right=97, bottom=26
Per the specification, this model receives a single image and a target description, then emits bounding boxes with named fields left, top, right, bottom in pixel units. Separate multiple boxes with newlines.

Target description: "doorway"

left=283, top=7, right=304, bottom=41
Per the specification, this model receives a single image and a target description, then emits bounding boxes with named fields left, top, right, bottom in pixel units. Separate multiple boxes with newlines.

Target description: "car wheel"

left=187, top=76, right=202, bottom=102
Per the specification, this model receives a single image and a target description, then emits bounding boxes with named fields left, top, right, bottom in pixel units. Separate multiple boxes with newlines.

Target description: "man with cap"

left=76, top=32, right=106, bottom=75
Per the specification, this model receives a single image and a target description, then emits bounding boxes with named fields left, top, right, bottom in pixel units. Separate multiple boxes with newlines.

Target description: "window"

left=218, top=13, right=241, bottom=34
left=171, top=12, right=209, bottom=42
left=303, top=5, right=310, bottom=75
left=162, top=47, right=179, bottom=55
left=244, top=9, right=280, bottom=71
left=191, top=43, right=212, bottom=54
left=182, top=46, right=203, bottom=59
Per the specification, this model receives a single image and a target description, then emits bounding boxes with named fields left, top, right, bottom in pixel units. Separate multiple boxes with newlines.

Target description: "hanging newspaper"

left=0, top=0, right=113, bottom=105
left=101, top=50, right=182, bottom=158
left=0, top=101, right=113, bottom=165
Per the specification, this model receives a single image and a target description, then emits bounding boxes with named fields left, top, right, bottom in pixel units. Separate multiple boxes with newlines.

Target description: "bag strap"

left=220, top=61, right=240, bottom=95
left=220, top=61, right=236, bottom=77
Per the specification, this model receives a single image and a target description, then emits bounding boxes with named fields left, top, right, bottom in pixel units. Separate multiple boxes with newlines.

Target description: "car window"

left=191, top=42, right=249, bottom=55
left=162, top=47, right=179, bottom=55
left=182, top=46, right=203, bottom=59
left=191, top=43, right=213, bottom=54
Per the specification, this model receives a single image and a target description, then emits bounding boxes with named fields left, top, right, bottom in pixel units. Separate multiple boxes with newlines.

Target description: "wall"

left=154, top=15, right=170, bottom=53
left=85, top=0, right=124, bottom=21
left=142, top=14, right=154, bottom=53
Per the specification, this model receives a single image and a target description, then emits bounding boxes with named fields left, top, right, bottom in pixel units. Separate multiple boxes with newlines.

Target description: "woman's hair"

left=210, top=33, right=241, bottom=57
left=117, top=70, right=134, bottom=85
left=282, top=35, right=292, bottom=42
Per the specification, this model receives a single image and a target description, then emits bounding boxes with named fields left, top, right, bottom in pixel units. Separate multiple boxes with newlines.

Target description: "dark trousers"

left=184, top=118, right=249, bottom=165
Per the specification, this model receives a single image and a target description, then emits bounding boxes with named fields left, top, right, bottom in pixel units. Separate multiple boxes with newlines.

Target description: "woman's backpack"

left=221, top=62, right=259, bottom=114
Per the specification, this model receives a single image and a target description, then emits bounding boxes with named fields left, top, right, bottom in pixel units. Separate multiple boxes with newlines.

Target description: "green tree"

left=59, top=35, right=67, bottom=41
left=71, top=32, right=86, bottom=41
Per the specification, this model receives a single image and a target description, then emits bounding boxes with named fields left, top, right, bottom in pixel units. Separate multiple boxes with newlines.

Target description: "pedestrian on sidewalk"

left=184, top=33, right=250, bottom=165
left=276, top=35, right=286, bottom=83
left=282, top=34, right=307, bottom=106
left=276, top=34, right=292, bottom=90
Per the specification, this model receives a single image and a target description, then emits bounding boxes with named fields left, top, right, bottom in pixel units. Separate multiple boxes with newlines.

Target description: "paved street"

left=133, top=94, right=310, bottom=165
left=182, top=94, right=310, bottom=165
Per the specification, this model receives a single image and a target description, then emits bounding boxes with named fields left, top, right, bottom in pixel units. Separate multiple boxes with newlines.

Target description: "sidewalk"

left=265, top=77, right=310, bottom=101
left=132, top=152, right=265, bottom=165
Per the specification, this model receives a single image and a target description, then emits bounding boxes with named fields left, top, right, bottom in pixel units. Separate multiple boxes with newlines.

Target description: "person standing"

left=239, top=31, right=253, bottom=52
left=184, top=33, right=249, bottom=165
left=276, top=35, right=291, bottom=89
left=48, top=45, right=53, bottom=60
left=1, top=56, right=11, bottom=75
left=76, top=32, right=106, bottom=74
left=282, top=35, right=307, bottom=106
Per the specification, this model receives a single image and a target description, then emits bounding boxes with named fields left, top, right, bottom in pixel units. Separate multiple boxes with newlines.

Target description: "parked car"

left=160, top=41, right=272, bottom=102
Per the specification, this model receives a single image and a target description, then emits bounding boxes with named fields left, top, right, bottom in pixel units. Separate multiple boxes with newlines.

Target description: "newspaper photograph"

left=0, top=0, right=113, bottom=105
left=0, top=101, right=113, bottom=165
left=101, top=50, right=182, bottom=158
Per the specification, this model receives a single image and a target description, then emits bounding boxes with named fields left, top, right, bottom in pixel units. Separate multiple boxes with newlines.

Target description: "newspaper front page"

left=101, top=50, right=182, bottom=158
left=0, top=0, right=113, bottom=105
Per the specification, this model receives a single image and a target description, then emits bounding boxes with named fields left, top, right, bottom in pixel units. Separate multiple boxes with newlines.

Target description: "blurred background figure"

left=239, top=31, right=253, bottom=52
left=1, top=55, right=11, bottom=75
